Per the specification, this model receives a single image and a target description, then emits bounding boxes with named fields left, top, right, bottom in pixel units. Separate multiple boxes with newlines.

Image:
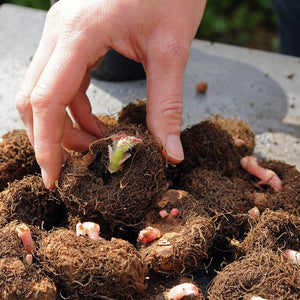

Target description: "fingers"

left=62, top=114, right=101, bottom=151
left=68, top=71, right=106, bottom=138
left=29, top=40, right=97, bottom=188
left=15, top=2, right=109, bottom=189
left=15, top=4, right=61, bottom=144
left=145, top=39, right=189, bottom=163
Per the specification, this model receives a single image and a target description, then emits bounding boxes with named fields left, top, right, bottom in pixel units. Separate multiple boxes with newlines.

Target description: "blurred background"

left=1, top=0, right=278, bottom=52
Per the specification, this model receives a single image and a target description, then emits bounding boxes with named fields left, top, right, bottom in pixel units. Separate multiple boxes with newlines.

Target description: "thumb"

left=145, top=40, right=189, bottom=163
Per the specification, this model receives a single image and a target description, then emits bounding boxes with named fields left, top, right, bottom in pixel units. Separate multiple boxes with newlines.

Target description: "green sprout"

left=108, top=131, right=142, bottom=173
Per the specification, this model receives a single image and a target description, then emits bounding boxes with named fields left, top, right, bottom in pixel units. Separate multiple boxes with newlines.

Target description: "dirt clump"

left=196, top=81, right=208, bottom=93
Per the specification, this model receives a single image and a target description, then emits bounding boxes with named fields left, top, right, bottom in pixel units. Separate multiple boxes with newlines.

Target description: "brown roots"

left=58, top=125, right=168, bottom=229
left=0, top=130, right=39, bottom=191
left=207, top=249, right=300, bottom=299
left=37, top=228, right=147, bottom=299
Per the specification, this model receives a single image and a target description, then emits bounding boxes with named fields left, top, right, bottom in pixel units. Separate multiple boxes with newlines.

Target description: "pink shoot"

left=159, top=209, right=169, bottom=218
left=240, top=156, right=283, bottom=192
left=76, top=222, right=101, bottom=240
left=15, top=223, right=35, bottom=255
left=25, top=254, right=33, bottom=265
left=283, top=249, right=300, bottom=265
left=108, top=131, right=142, bottom=173
left=167, top=283, right=199, bottom=300
left=250, top=297, right=267, bottom=300
left=170, top=208, right=179, bottom=218
left=138, top=227, right=161, bottom=243
left=248, top=207, right=260, bottom=221
left=232, top=136, right=245, bottom=146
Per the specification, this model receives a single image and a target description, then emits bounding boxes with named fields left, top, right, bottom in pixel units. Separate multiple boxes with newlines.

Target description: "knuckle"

left=160, top=97, right=183, bottom=123
left=46, top=2, right=61, bottom=23
left=30, top=84, right=50, bottom=111
left=15, top=90, right=30, bottom=113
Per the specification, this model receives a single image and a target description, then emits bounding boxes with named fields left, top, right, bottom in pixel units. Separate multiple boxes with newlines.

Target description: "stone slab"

left=0, top=4, right=299, bottom=169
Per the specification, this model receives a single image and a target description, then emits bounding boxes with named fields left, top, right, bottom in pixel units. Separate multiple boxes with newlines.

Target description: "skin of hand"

left=15, top=0, right=207, bottom=189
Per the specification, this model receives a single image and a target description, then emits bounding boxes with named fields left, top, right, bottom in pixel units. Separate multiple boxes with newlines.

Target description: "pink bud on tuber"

left=248, top=207, right=260, bottom=221
left=159, top=209, right=169, bottom=218
left=170, top=208, right=179, bottom=218
left=283, top=249, right=300, bottom=265
left=167, top=283, right=199, bottom=300
left=250, top=297, right=267, bottom=300
left=25, top=254, right=33, bottom=265
left=76, top=222, right=101, bottom=240
left=138, top=227, right=161, bottom=243
left=240, top=156, right=283, bottom=192
left=232, top=136, right=245, bottom=146
left=15, top=223, right=35, bottom=255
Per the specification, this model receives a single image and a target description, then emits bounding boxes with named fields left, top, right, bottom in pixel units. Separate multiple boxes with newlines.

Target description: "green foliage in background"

left=6, top=0, right=50, bottom=10
left=5, top=0, right=278, bottom=51
left=197, top=0, right=277, bottom=50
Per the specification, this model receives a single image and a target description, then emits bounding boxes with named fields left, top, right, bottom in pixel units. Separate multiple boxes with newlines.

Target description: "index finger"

left=30, top=44, right=93, bottom=188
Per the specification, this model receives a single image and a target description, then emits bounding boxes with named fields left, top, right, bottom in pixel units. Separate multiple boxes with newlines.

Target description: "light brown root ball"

left=37, top=228, right=147, bottom=299
left=0, top=129, right=39, bottom=192
left=58, top=125, right=168, bottom=228
left=247, top=160, right=300, bottom=216
left=0, top=221, right=41, bottom=259
left=179, top=120, right=242, bottom=178
left=181, top=168, right=254, bottom=216
left=237, top=209, right=300, bottom=256
left=180, top=168, right=257, bottom=253
left=0, top=222, right=57, bottom=300
left=0, top=174, right=67, bottom=230
left=207, top=249, right=300, bottom=299
left=0, top=257, right=57, bottom=300
left=211, top=212, right=257, bottom=256
left=139, top=190, right=215, bottom=274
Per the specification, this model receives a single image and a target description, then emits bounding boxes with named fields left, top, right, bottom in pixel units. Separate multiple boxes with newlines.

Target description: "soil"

left=0, top=101, right=299, bottom=299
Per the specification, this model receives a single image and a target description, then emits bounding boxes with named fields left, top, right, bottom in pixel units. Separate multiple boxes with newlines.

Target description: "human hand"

left=16, top=0, right=206, bottom=188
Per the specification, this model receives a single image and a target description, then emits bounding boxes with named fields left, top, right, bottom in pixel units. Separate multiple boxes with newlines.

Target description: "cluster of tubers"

left=0, top=98, right=299, bottom=299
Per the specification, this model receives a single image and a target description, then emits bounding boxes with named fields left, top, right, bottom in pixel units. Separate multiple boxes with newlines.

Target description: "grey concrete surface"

left=0, top=4, right=299, bottom=169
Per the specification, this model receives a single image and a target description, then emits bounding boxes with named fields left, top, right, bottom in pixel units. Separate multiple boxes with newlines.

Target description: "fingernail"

left=41, top=167, right=53, bottom=189
left=165, top=134, right=184, bottom=162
